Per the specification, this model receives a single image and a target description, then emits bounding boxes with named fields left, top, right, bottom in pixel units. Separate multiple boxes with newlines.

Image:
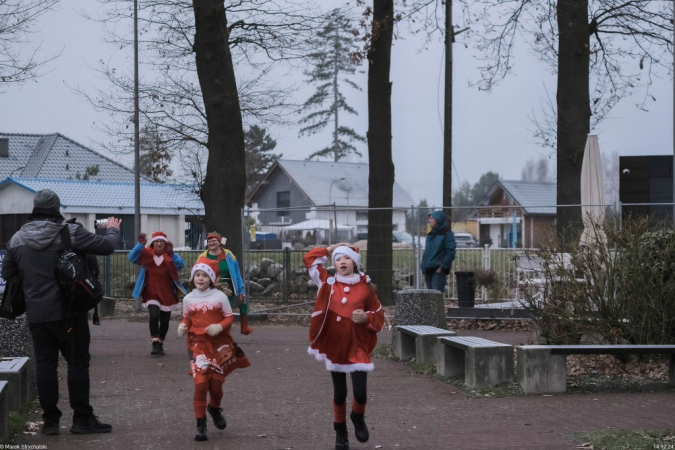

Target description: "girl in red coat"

left=177, top=257, right=250, bottom=442
left=303, top=243, right=385, bottom=450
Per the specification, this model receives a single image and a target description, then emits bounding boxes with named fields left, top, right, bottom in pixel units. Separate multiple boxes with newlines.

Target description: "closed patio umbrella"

left=580, top=134, right=606, bottom=245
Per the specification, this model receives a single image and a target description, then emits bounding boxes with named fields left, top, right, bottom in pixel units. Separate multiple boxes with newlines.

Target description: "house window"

left=277, top=191, right=290, bottom=216
left=356, top=211, right=368, bottom=221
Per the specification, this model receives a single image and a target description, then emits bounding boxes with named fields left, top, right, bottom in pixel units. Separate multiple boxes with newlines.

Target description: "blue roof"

left=0, top=133, right=138, bottom=181
left=251, top=160, right=414, bottom=208
left=0, top=178, right=203, bottom=213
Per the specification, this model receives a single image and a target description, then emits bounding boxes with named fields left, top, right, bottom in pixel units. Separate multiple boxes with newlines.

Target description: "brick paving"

left=12, top=321, right=675, bottom=450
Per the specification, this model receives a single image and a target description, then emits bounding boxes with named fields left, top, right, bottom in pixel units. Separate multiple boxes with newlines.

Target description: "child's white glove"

left=206, top=323, right=223, bottom=336
left=177, top=323, right=188, bottom=337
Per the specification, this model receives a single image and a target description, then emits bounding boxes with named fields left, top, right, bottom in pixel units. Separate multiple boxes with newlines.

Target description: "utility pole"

left=133, top=0, right=141, bottom=310
left=443, top=0, right=454, bottom=208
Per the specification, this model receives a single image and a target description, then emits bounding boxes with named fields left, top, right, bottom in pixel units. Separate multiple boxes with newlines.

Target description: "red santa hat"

left=332, top=245, right=361, bottom=268
left=149, top=231, right=168, bottom=246
left=191, top=257, right=219, bottom=283
left=204, top=231, right=227, bottom=247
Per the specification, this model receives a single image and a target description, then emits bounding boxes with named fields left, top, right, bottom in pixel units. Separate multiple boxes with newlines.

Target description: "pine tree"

left=245, top=125, right=282, bottom=196
left=299, top=9, right=364, bottom=162
left=139, top=124, right=172, bottom=183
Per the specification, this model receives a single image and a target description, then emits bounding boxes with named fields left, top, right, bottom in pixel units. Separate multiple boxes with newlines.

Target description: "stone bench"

left=394, top=325, right=456, bottom=364
left=437, top=336, right=514, bottom=388
left=0, top=381, right=8, bottom=443
left=517, top=345, right=675, bottom=394
left=0, top=357, right=30, bottom=411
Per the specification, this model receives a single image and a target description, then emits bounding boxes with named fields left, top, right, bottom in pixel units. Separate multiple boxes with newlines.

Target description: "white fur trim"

left=332, top=246, right=361, bottom=267
left=191, top=263, right=217, bottom=283
left=307, top=347, right=374, bottom=372
left=143, top=300, right=180, bottom=312
left=335, top=273, right=361, bottom=285
left=149, top=235, right=168, bottom=245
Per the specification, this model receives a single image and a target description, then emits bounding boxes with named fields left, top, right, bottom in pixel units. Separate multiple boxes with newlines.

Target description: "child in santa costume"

left=303, top=243, right=385, bottom=450
left=199, top=231, right=252, bottom=334
left=177, top=257, right=251, bottom=442
left=129, top=231, right=187, bottom=356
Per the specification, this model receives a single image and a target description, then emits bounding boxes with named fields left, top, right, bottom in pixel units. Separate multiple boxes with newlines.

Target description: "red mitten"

left=138, top=233, right=147, bottom=245
left=165, top=241, right=174, bottom=256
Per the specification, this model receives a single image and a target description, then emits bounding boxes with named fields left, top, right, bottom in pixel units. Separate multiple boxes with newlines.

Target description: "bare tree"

left=81, top=0, right=322, bottom=189
left=521, top=156, right=553, bottom=182
left=468, top=0, right=672, bottom=243
left=0, top=0, right=59, bottom=87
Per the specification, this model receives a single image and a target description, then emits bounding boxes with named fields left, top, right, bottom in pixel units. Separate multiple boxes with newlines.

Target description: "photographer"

left=1, top=190, right=121, bottom=436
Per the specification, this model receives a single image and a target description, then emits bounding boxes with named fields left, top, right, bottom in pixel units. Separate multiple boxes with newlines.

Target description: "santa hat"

left=191, top=257, right=219, bottom=283
left=205, top=231, right=227, bottom=247
left=332, top=245, right=361, bottom=268
left=149, top=231, right=168, bottom=246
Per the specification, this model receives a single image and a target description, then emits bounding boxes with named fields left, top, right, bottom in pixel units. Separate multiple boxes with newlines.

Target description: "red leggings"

left=193, top=377, right=224, bottom=418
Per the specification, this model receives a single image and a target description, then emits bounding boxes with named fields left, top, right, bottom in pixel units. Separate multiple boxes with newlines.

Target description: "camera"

left=622, top=168, right=630, bottom=175
left=95, top=219, right=108, bottom=229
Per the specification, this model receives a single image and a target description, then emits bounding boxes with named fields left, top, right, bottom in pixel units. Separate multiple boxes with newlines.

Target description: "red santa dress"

left=181, top=288, right=250, bottom=384
left=303, top=247, right=385, bottom=372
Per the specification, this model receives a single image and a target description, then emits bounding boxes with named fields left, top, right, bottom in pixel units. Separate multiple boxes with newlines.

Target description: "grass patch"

left=4, top=399, right=38, bottom=443
left=572, top=428, right=675, bottom=450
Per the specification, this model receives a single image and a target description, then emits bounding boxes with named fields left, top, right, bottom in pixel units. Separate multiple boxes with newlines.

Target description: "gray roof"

left=483, top=180, right=556, bottom=215
left=256, top=160, right=414, bottom=208
left=0, top=133, right=137, bottom=181
left=0, top=177, right=203, bottom=215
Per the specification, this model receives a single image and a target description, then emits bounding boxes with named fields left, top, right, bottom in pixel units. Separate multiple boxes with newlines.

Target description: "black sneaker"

left=207, top=404, right=226, bottom=430
left=70, top=416, right=113, bottom=434
left=156, top=342, right=165, bottom=356
left=151, top=341, right=160, bottom=355
left=41, top=421, right=60, bottom=435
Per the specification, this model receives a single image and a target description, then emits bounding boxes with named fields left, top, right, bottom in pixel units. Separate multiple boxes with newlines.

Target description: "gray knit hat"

left=32, top=189, right=61, bottom=215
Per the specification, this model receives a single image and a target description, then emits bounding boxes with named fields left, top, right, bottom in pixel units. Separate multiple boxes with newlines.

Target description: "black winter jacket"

left=1, top=219, right=119, bottom=323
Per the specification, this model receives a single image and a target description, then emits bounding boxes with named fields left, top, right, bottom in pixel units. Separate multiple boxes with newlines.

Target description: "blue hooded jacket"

left=420, top=210, right=456, bottom=274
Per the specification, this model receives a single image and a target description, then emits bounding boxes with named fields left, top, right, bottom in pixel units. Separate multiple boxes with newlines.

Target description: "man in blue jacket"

left=420, top=210, right=456, bottom=293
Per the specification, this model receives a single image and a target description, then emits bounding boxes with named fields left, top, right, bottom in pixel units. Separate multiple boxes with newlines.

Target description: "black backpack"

left=56, top=224, right=103, bottom=314
left=0, top=276, right=26, bottom=320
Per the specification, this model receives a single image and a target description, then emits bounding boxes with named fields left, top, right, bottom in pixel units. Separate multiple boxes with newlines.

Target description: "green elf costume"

left=199, top=231, right=253, bottom=335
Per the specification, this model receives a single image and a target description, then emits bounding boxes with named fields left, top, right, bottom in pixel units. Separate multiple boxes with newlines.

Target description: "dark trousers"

left=148, top=305, right=171, bottom=340
left=28, top=313, right=93, bottom=425
left=331, top=371, right=368, bottom=406
left=424, top=270, right=448, bottom=294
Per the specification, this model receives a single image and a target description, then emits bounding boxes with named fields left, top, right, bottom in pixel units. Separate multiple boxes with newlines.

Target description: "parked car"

left=454, top=232, right=477, bottom=248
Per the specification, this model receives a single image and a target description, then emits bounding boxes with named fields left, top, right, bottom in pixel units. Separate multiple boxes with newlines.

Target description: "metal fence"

left=99, top=202, right=675, bottom=303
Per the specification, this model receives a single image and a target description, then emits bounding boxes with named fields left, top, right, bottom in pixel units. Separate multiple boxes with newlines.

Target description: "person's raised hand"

left=165, top=241, right=174, bottom=256
left=138, top=233, right=147, bottom=245
left=107, top=217, right=122, bottom=230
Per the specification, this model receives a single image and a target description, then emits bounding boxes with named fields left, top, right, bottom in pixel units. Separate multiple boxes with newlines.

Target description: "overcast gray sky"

left=1, top=0, right=673, bottom=207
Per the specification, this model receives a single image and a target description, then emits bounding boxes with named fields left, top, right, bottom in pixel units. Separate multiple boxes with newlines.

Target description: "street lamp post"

left=328, top=177, right=345, bottom=245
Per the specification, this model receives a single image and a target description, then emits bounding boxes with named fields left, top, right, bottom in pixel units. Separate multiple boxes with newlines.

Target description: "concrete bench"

left=0, top=381, right=8, bottom=443
left=0, top=357, right=30, bottom=411
left=517, top=345, right=675, bottom=394
left=437, top=336, right=514, bottom=388
left=394, top=325, right=456, bottom=363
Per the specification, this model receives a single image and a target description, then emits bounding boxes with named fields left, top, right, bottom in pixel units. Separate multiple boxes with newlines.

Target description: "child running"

left=177, top=257, right=251, bottom=442
left=303, top=243, right=385, bottom=450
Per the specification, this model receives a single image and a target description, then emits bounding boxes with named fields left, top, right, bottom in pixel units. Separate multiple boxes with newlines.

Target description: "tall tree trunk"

left=367, top=0, right=394, bottom=304
left=443, top=0, right=453, bottom=209
left=556, top=0, right=590, bottom=245
left=193, top=0, right=246, bottom=263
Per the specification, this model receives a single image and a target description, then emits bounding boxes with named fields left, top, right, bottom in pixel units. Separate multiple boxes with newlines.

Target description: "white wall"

left=0, top=184, right=35, bottom=214
left=146, top=215, right=184, bottom=247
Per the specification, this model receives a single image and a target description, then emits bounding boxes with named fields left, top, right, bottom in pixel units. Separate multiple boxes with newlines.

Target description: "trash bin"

left=455, top=271, right=476, bottom=308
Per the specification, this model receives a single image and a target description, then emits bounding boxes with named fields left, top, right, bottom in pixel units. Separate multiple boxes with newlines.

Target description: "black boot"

left=350, top=412, right=369, bottom=443
left=151, top=341, right=160, bottom=355
left=207, top=404, right=226, bottom=430
left=156, top=341, right=165, bottom=356
left=195, top=417, right=207, bottom=441
left=334, top=422, right=349, bottom=450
